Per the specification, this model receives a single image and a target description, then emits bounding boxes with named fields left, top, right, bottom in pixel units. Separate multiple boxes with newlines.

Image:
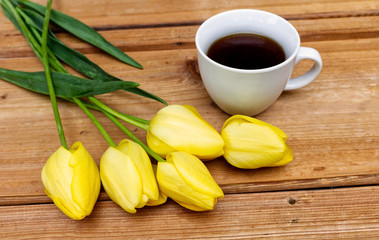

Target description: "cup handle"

left=284, top=47, right=322, bottom=90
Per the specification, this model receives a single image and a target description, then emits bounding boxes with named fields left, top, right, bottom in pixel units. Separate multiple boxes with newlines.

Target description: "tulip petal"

left=157, top=161, right=217, bottom=211
left=41, top=146, right=72, bottom=198
left=270, top=145, right=294, bottom=167
left=146, top=133, right=176, bottom=157
left=69, top=142, right=100, bottom=216
left=147, top=105, right=224, bottom=160
left=222, top=116, right=288, bottom=169
left=175, top=199, right=217, bottom=211
left=146, top=191, right=168, bottom=206
left=100, top=147, right=143, bottom=213
left=42, top=146, right=82, bottom=219
left=168, top=152, right=223, bottom=199
left=223, top=115, right=288, bottom=141
left=116, top=140, right=159, bottom=204
left=41, top=146, right=90, bottom=220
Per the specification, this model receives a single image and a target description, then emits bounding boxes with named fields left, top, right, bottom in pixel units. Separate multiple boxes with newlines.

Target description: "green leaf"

left=48, top=36, right=167, bottom=105
left=0, top=68, right=139, bottom=98
left=18, top=0, right=143, bottom=69
left=126, top=87, right=167, bottom=105
left=17, top=7, right=167, bottom=105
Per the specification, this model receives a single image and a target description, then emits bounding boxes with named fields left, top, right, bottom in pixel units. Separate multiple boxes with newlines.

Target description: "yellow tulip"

left=156, top=151, right=224, bottom=211
left=221, top=115, right=293, bottom=169
left=147, top=105, right=224, bottom=160
left=100, top=139, right=159, bottom=213
left=41, top=142, right=100, bottom=220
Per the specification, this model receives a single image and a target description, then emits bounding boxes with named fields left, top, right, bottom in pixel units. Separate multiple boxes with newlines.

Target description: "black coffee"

left=207, top=33, right=285, bottom=70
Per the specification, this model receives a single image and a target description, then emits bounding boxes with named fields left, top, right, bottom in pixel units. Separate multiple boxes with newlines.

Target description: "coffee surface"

left=207, top=33, right=285, bottom=70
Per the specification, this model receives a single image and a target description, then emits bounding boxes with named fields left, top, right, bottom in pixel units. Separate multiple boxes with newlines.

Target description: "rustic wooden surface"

left=0, top=0, right=378, bottom=239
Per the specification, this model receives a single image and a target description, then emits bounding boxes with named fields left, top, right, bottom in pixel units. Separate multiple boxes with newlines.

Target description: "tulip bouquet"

left=1, top=0, right=293, bottom=220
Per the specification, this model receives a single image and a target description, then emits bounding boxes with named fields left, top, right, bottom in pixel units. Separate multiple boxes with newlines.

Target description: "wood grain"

left=0, top=186, right=378, bottom=239
left=1, top=0, right=378, bottom=33
left=1, top=15, right=378, bottom=58
left=0, top=0, right=379, bottom=238
left=1, top=36, right=378, bottom=199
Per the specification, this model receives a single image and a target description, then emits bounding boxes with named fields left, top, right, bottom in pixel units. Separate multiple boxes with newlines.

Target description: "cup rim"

left=195, top=9, right=301, bottom=73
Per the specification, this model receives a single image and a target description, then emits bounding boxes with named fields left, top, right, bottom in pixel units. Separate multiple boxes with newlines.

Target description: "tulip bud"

left=221, top=115, right=293, bottom=169
left=147, top=105, right=224, bottom=160
left=100, top=139, right=159, bottom=213
left=156, top=151, right=224, bottom=211
left=41, top=142, right=100, bottom=220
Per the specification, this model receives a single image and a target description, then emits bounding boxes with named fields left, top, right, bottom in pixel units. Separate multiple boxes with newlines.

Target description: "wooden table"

left=1, top=0, right=378, bottom=239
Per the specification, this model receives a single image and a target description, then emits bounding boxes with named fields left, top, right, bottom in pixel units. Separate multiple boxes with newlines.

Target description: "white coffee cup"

left=195, top=9, right=322, bottom=116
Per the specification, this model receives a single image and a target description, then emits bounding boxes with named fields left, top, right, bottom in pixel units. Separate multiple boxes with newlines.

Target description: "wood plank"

left=5, top=0, right=379, bottom=26
left=1, top=0, right=378, bottom=237
left=1, top=0, right=378, bottom=34
left=1, top=16, right=378, bottom=59
left=0, top=186, right=378, bottom=239
left=1, top=36, right=378, bottom=202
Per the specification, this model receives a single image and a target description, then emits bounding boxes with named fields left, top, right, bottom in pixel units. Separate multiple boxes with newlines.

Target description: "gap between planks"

left=1, top=173, right=378, bottom=207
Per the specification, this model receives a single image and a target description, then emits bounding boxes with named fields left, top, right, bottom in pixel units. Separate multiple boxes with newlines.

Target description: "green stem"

left=13, top=7, right=150, bottom=129
left=3, top=0, right=43, bottom=62
left=73, top=98, right=116, bottom=147
left=62, top=97, right=101, bottom=111
left=119, top=111, right=150, bottom=125
left=3, top=0, right=68, bottom=147
left=102, top=110, right=165, bottom=162
left=4, top=0, right=155, bottom=153
left=13, top=3, right=112, bottom=148
left=41, top=0, right=68, bottom=149
left=88, top=96, right=150, bottom=131
left=16, top=6, right=67, bottom=73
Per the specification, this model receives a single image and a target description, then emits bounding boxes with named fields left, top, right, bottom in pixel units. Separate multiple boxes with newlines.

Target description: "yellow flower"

left=41, top=142, right=100, bottom=220
left=100, top=139, right=159, bottom=213
left=156, top=151, right=224, bottom=211
left=147, top=105, right=224, bottom=160
left=221, top=115, right=293, bottom=169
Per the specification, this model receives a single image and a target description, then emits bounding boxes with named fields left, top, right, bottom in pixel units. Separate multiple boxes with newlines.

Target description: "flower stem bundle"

left=0, top=0, right=164, bottom=161
left=0, top=0, right=293, bottom=220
